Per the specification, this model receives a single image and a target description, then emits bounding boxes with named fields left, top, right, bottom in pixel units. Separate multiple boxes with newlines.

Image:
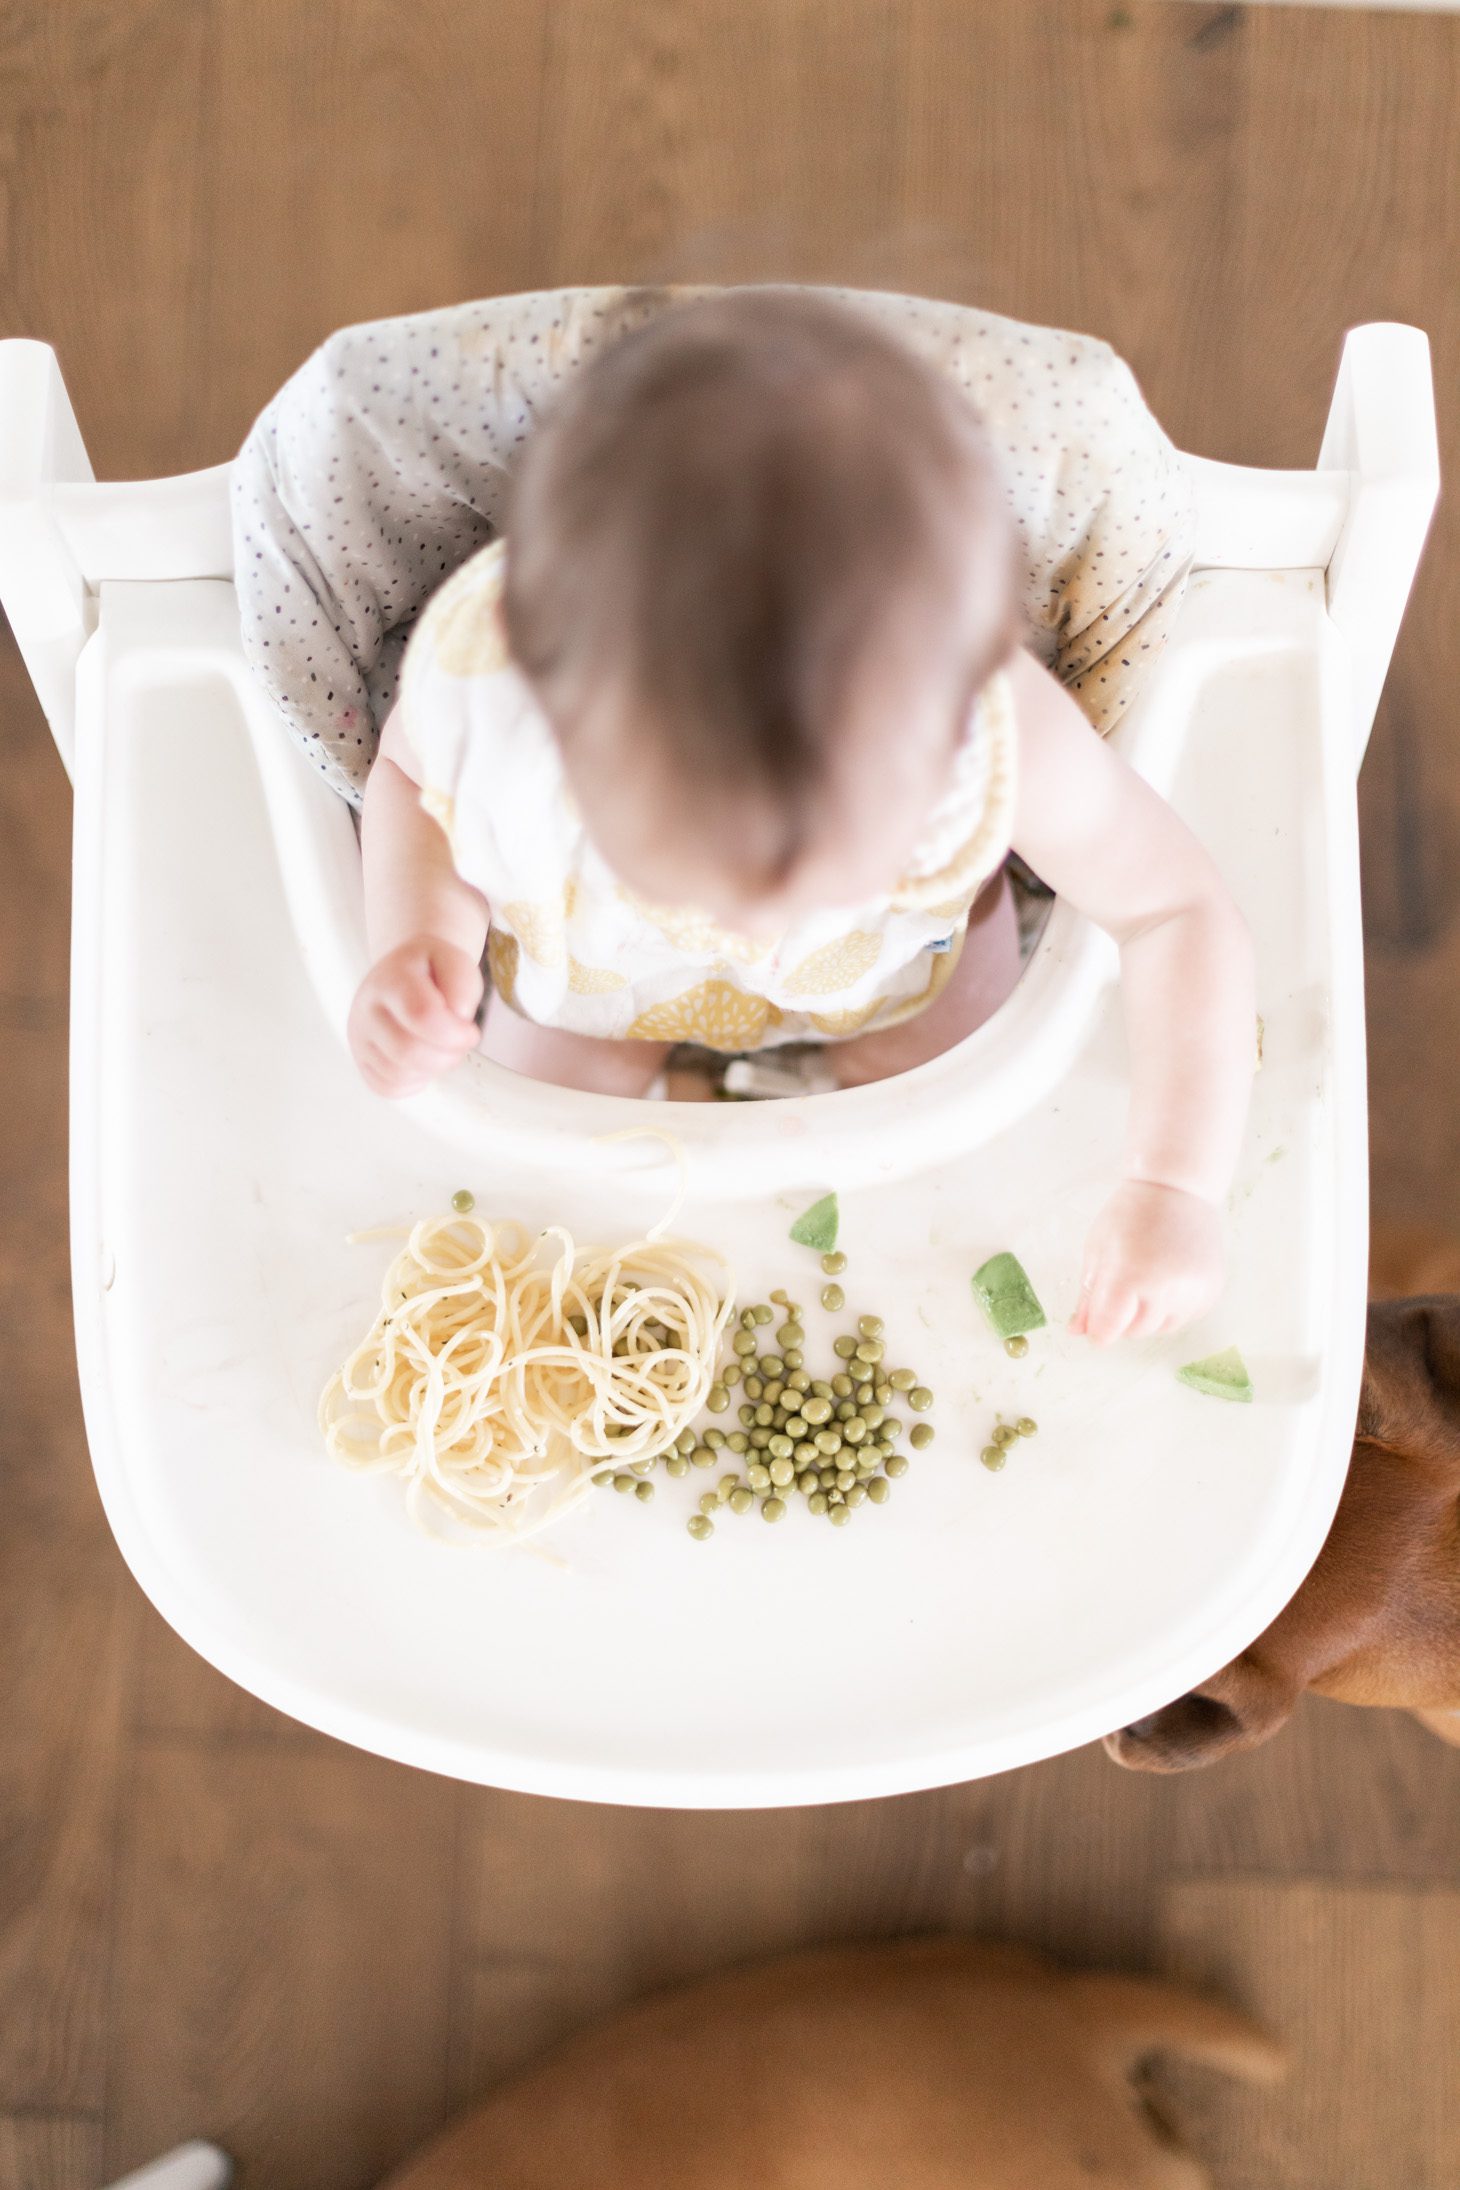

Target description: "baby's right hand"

left=348, top=937, right=485, bottom=1098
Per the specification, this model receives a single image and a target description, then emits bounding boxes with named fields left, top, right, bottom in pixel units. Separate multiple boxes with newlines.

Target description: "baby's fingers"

left=1080, top=1269, right=1142, bottom=1348
left=391, top=975, right=480, bottom=1052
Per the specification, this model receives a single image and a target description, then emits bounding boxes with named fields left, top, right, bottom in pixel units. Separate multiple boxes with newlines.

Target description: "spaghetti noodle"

left=318, top=1204, right=733, bottom=1544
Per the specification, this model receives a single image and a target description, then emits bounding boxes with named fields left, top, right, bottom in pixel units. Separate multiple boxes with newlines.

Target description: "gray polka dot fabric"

left=231, top=285, right=1196, bottom=811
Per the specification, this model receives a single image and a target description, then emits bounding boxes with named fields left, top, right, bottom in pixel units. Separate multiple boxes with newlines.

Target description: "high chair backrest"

left=0, top=320, right=1437, bottom=780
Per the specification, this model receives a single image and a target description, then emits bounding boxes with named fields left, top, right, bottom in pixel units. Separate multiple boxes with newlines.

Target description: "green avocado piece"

left=789, top=1193, right=839, bottom=1252
left=1176, top=1346, right=1254, bottom=1403
left=971, top=1252, right=1047, bottom=1339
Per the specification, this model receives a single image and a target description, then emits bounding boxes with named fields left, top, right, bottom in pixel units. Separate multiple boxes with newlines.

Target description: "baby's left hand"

left=1072, top=1179, right=1225, bottom=1346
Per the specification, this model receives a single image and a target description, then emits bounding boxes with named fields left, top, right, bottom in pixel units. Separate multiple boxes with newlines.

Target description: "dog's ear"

left=1360, top=1297, right=1460, bottom=1478
left=1103, top=1654, right=1301, bottom=1773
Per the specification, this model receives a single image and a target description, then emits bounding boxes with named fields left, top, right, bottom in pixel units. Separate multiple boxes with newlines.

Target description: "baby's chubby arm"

left=1004, top=647, right=1256, bottom=1345
left=349, top=704, right=490, bottom=1098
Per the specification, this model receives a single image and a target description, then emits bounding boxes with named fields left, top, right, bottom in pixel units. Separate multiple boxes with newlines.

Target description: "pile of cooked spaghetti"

left=318, top=1207, right=733, bottom=1544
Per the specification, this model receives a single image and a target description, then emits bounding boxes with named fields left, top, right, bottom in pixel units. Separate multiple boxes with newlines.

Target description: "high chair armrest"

left=0, top=340, right=94, bottom=775
left=1317, top=322, right=1439, bottom=763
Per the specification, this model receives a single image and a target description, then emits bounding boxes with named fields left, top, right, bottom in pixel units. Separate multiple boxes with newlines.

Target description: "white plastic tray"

left=70, top=562, right=1367, bottom=1806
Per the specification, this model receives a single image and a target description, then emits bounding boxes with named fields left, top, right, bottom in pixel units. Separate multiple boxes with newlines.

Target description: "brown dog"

left=1107, top=1290, right=1460, bottom=1771
left=378, top=1939, right=1283, bottom=2190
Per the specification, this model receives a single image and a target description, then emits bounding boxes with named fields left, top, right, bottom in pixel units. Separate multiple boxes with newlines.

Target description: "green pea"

left=743, top=1375, right=764, bottom=1400
left=810, top=1379, right=835, bottom=1399
left=753, top=1303, right=775, bottom=1326
left=835, top=1469, right=856, bottom=1492
left=677, top=1429, right=697, bottom=1455
left=880, top=1418, right=902, bottom=1441
left=704, top=1428, right=725, bottom=1449
left=862, top=1404, right=885, bottom=1429
left=818, top=1467, right=838, bottom=1489
left=747, top=1464, right=772, bottom=1491
left=866, top=1477, right=891, bottom=1505
left=832, top=1399, right=852, bottom=1422
left=665, top=1454, right=690, bottom=1477
left=718, top=1474, right=740, bottom=1501
left=829, top=1504, right=852, bottom=1528
left=910, top=1423, right=935, bottom=1449
left=613, top=1472, right=636, bottom=1493
left=688, top=1513, right=714, bottom=1540
left=814, top=1429, right=843, bottom=1456
left=873, top=1381, right=892, bottom=1405
left=763, top=1380, right=784, bottom=1407
left=770, top=1288, right=789, bottom=1306
left=821, top=1251, right=847, bottom=1275
left=909, top=1386, right=933, bottom=1411
left=769, top=1458, right=795, bottom=1488
left=733, top=1330, right=757, bottom=1356
left=845, top=1483, right=867, bottom=1507
left=855, top=1451, right=879, bottom=1476
left=801, top=1396, right=833, bottom=1426
left=768, top=1434, right=794, bottom=1460
left=843, top=1417, right=868, bottom=1445
left=760, top=1355, right=784, bottom=1378
left=1017, top=1417, right=1038, bottom=1437
left=450, top=1188, right=475, bottom=1213
left=830, top=1373, right=853, bottom=1399
left=630, top=1459, right=654, bottom=1476
left=784, top=1414, right=809, bottom=1439
left=739, top=1404, right=756, bottom=1428
left=707, top=1385, right=730, bottom=1412
left=750, top=1403, right=770, bottom=1428
left=827, top=1488, right=845, bottom=1506
left=884, top=1453, right=910, bottom=1479
left=785, top=1369, right=810, bottom=1393
left=635, top=1480, right=655, bottom=1503
left=762, top=1497, right=787, bottom=1523
left=692, top=1445, right=717, bottom=1470
left=729, top=1487, right=754, bottom=1514
left=856, top=1314, right=884, bottom=1340
left=783, top=1350, right=804, bottom=1370
left=721, top=1362, right=742, bottom=1386
left=808, top=1491, right=830, bottom=1515
left=1005, top=1334, right=1030, bottom=1359
left=993, top=1423, right=1017, bottom=1447
left=740, top=1308, right=758, bottom=1331
left=749, top=1429, right=771, bottom=1450
left=777, top=1325, right=805, bottom=1353
left=699, top=1492, right=721, bottom=1515
left=727, top=1432, right=749, bottom=1453
left=889, top=1367, right=917, bottom=1391
left=980, top=1446, right=1006, bottom=1471
left=833, top=1335, right=857, bottom=1359
left=794, top=1441, right=818, bottom=1464
left=854, top=1340, right=885, bottom=1366
left=821, top=1284, right=845, bottom=1312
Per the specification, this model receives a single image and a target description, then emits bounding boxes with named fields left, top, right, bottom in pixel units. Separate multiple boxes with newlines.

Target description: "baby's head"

left=503, top=289, right=1021, bottom=931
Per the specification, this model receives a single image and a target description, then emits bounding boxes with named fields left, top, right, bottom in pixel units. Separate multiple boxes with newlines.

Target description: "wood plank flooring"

left=3, top=5, right=1459, bottom=2184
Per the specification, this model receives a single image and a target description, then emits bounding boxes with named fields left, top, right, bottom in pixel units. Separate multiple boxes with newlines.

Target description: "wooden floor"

left=4, top=4, right=1460, bottom=2185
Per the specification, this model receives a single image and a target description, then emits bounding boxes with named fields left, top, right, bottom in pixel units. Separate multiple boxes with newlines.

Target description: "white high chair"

left=0, top=323, right=1437, bottom=1808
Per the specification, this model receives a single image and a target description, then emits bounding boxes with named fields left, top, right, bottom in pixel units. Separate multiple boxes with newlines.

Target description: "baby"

left=348, top=289, right=1255, bottom=1346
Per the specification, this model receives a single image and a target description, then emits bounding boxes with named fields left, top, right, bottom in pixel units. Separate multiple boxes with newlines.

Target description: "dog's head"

left=1106, top=1296, right=1460, bottom=1772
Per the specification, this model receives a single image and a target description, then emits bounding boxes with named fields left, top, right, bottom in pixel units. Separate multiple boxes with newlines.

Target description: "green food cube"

left=1176, top=1347, right=1254, bottom=1403
left=970, top=1252, right=1047, bottom=1340
left=789, top=1193, right=839, bottom=1252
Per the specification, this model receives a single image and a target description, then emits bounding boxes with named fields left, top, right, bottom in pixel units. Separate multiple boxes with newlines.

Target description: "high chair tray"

left=71, top=568, right=1365, bottom=1807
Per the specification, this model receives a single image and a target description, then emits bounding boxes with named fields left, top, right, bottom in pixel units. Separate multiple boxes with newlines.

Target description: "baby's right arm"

left=349, top=704, right=490, bottom=1098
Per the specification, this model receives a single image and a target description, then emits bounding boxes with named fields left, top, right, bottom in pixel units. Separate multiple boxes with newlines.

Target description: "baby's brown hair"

left=502, top=288, right=1020, bottom=894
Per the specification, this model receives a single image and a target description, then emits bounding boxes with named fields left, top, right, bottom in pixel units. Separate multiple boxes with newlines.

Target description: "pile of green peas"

left=676, top=1254, right=935, bottom=1539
